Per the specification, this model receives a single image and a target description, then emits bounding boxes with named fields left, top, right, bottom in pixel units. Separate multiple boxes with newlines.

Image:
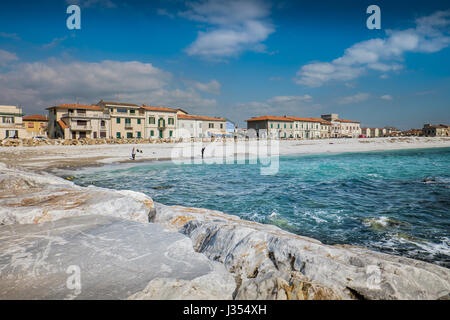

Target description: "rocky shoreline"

left=0, top=162, right=449, bottom=300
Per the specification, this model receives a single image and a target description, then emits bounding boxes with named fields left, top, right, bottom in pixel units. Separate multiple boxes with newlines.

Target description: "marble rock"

left=0, top=163, right=153, bottom=225
left=150, top=203, right=450, bottom=300
left=0, top=215, right=236, bottom=299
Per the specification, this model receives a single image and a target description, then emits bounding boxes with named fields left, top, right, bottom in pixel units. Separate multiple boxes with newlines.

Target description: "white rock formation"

left=0, top=163, right=152, bottom=225
left=150, top=204, right=450, bottom=300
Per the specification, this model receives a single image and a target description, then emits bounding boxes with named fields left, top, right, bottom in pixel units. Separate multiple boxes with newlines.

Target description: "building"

left=141, top=105, right=178, bottom=139
left=423, top=124, right=449, bottom=137
left=97, top=101, right=143, bottom=139
left=47, top=104, right=110, bottom=139
left=319, top=119, right=331, bottom=139
left=361, top=128, right=371, bottom=137
left=226, top=120, right=236, bottom=135
left=246, top=116, right=295, bottom=138
left=321, top=114, right=361, bottom=138
left=23, top=115, right=48, bottom=137
left=0, top=105, right=26, bottom=139
left=177, top=113, right=226, bottom=138
left=288, top=117, right=321, bottom=139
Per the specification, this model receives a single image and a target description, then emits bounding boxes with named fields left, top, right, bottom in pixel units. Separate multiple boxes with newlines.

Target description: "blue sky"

left=0, top=0, right=449, bottom=129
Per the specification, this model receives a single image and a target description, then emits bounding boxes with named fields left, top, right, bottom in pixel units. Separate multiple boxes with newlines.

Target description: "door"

left=159, top=129, right=163, bottom=138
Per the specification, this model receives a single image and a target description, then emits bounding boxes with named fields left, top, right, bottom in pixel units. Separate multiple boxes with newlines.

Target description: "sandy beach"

left=1, top=137, right=449, bottom=171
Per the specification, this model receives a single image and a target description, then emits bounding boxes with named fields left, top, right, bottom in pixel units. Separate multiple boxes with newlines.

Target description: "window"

left=110, top=108, right=114, bottom=112
left=2, top=117, right=14, bottom=124
left=130, top=109, right=135, bottom=114
left=125, top=118, right=131, bottom=124
left=168, top=117, right=174, bottom=125
left=137, top=119, right=141, bottom=125
left=290, top=124, right=292, bottom=128
left=271, top=124, right=273, bottom=128
left=169, top=130, right=173, bottom=137
left=101, top=120, right=105, bottom=127
left=117, top=108, right=127, bottom=113
left=296, top=124, right=298, bottom=128
left=149, top=117, right=155, bottom=124
left=137, top=131, right=141, bottom=138
left=209, top=123, right=214, bottom=128
left=220, top=123, right=223, bottom=129
left=277, top=124, right=280, bottom=129
left=127, top=132, right=133, bottom=138
left=100, top=131, right=106, bottom=138
left=150, top=130, right=154, bottom=136
left=199, top=123, right=202, bottom=128
left=116, top=118, right=120, bottom=124
left=116, top=132, right=121, bottom=138
left=284, top=124, right=286, bottom=129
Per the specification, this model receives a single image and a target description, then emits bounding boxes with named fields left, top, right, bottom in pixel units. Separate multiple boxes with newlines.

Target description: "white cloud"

left=0, top=49, right=19, bottom=67
left=180, top=0, right=274, bottom=59
left=337, top=93, right=370, bottom=105
left=157, top=8, right=175, bottom=19
left=187, top=79, right=221, bottom=95
left=380, top=94, right=393, bottom=100
left=295, top=10, right=450, bottom=87
left=42, top=36, right=68, bottom=49
left=0, top=59, right=217, bottom=113
left=0, top=32, right=20, bottom=40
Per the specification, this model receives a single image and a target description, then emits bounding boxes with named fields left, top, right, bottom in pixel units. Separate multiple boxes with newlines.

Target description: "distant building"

left=97, top=101, right=143, bottom=139
left=23, top=115, right=48, bottom=137
left=141, top=105, right=178, bottom=139
left=245, top=116, right=294, bottom=138
left=361, top=128, right=371, bottom=137
left=226, top=120, right=236, bottom=135
left=47, top=104, right=110, bottom=139
left=288, top=117, right=321, bottom=139
left=423, top=124, right=449, bottom=137
left=319, top=119, right=332, bottom=139
left=321, top=114, right=361, bottom=138
left=177, top=113, right=226, bottom=138
left=0, top=105, right=26, bottom=139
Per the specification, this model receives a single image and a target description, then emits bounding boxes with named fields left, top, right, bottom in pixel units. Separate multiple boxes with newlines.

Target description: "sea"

left=71, top=147, right=450, bottom=267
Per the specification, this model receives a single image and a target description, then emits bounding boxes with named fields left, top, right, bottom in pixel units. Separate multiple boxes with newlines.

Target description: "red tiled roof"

left=245, top=116, right=293, bottom=122
left=141, top=105, right=178, bottom=113
left=23, top=114, right=48, bottom=121
left=57, top=119, right=68, bottom=129
left=97, top=101, right=140, bottom=107
left=178, top=114, right=226, bottom=121
left=335, top=119, right=360, bottom=123
left=288, top=117, right=322, bottom=122
left=46, top=104, right=104, bottom=111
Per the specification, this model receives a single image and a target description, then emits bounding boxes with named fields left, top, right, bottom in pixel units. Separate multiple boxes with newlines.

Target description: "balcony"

left=62, top=113, right=110, bottom=120
left=70, top=123, right=92, bottom=131
left=0, top=123, right=25, bottom=129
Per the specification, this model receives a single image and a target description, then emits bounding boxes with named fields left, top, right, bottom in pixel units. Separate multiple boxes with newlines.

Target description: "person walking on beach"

left=201, top=146, right=206, bottom=159
left=131, top=147, right=136, bottom=160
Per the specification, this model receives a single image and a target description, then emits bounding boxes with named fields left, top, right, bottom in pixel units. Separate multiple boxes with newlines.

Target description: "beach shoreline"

left=1, top=137, right=449, bottom=172
left=1, top=137, right=450, bottom=299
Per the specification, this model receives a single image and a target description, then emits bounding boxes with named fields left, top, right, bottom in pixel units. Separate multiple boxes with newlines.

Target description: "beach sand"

left=1, top=136, right=449, bottom=171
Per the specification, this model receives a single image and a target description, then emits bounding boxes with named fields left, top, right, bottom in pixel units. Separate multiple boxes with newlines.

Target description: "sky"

left=0, top=0, right=449, bottom=129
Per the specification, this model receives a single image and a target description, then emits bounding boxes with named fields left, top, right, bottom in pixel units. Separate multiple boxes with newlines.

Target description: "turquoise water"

left=72, top=148, right=450, bottom=267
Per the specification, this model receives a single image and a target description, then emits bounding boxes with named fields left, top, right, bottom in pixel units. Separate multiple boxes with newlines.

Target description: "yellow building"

left=142, top=105, right=178, bottom=139
left=47, top=104, right=110, bottom=139
left=0, top=105, right=27, bottom=139
left=22, top=115, right=48, bottom=137
left=97, top=101, right=144, bottom=139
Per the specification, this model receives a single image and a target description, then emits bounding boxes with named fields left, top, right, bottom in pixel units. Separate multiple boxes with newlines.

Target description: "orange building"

left=22, top=114, right=48, bottom=137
